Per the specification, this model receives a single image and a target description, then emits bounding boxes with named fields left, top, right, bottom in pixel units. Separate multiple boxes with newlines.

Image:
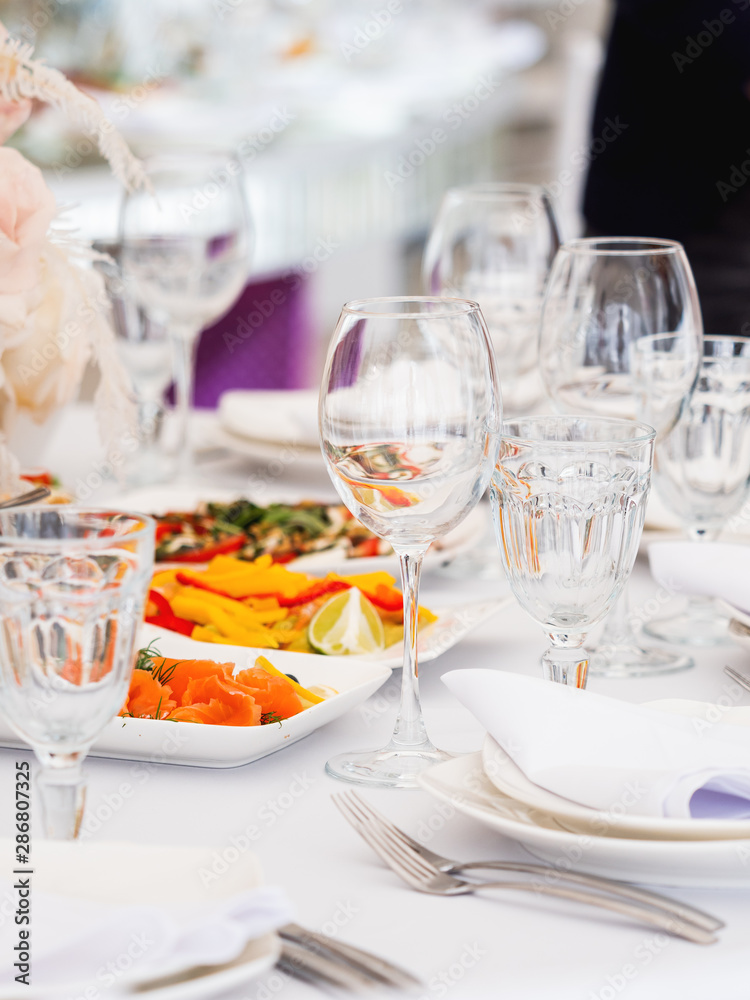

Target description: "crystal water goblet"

left=491, top=416, right=655, bottom=688
left=319, top=297, right=501, bottom=787
left=644, top=335, right=750, bottom=645
left=540, top=237, right=702, bottom=676
left=0, top=509, right=155, bottom=838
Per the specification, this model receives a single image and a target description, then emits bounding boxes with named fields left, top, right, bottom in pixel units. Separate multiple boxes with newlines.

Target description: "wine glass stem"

left=542, top=639, right=589, bottom=688
left=170, top=323, right=201, bottom=481
left=37, top=754, right=86, bottom=839
left=388, top=544, right=434, bottom=750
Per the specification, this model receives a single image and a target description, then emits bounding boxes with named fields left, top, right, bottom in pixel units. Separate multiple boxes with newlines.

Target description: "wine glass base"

left=325, top=745, right=455, bottom=788
left=644, top=613, right=732, bottom=647
left=588, top=642, right=694, bottom=678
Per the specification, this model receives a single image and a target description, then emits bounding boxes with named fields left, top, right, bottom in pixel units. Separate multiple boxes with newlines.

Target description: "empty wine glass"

left=119, top=152, right=253, bottom=479
left=319, top=297, right=501, bottom=787
left=491, top=416, right=655, bottom=688
left=540, top=237, right=702, bottom=676
left=0, top=509, right=155, bottom=838
left=644, top=336, right=750, bottom=645
left=422, top=182, right=561, bottom=414
left=93, top=241, right=174, bottom=486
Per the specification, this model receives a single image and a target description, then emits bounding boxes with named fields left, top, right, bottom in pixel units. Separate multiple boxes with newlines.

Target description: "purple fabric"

left=193, top=272, right=312, bottom=407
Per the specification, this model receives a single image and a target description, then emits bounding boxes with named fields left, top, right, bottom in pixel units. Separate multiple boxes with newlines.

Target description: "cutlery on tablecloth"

left=334, top=791, right=722, bottom=932
left=280, top=923, right=421, bottom=991
left=277, top=939, right=410, bottom=993
left=333, top=792, right=721, bottom=945
left=724, top=664, right=750, bottom=693
left=0, top=485, right=51, bottom=508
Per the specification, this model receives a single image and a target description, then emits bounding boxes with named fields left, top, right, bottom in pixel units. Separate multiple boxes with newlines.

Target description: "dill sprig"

left=134, top=640, right=183, bottom=686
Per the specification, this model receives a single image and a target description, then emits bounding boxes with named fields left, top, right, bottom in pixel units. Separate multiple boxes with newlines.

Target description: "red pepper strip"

left=175, top=573, right=351, bottom=607
left=271, top=553, right=298, bottom=564
left=175, top=572, right=239, bottom=600
left=361, top=584, right=403, bottom=612
left=155, top=522, right=177, bottom=541
left=276, top=580, right=351, bottom=608
left=167, top=535, right=246, bottom=563
left=145, top=589, right=195, bottom=636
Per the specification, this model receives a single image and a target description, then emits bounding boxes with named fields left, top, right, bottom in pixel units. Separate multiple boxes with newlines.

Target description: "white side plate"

left=419, top=754, right=750, bottom=887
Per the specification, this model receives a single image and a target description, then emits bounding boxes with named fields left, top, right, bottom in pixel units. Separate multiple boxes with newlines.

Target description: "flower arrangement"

left=0, top=22, right=149, bottom=488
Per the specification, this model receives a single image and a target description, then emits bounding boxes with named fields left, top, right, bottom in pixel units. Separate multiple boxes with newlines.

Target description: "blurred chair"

left=193, top=272, right=313, bottom=407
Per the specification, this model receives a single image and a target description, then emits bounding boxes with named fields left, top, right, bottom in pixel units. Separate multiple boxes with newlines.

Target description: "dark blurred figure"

left=583, top=1, right=750, bottom=334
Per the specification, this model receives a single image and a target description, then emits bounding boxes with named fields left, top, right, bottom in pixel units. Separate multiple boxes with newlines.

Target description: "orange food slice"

left=122, top=669, right=176, bottom=719
left=158, top=658, right=234, bottom=705
left=234, top=667, right=304, bottom=719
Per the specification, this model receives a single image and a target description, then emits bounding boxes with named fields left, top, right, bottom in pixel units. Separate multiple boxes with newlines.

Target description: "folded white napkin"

left=0, top=841, right=292, bottom=998
left=442, top=669, right=750, bottom=820
left=219, top=390, right=319, bottom=447
left=648, top=540, right=750, bottom=611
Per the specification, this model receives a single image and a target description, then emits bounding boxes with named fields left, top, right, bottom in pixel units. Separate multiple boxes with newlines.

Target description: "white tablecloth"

left=2, top=405, right=750, bottom=999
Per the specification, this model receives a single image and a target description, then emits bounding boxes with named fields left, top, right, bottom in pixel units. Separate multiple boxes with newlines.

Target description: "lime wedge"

left=308, top=588, right=386, bottom=656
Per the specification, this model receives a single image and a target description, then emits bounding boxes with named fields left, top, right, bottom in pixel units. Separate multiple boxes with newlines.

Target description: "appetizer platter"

left=111, top=485, right=488, bottom=573
left=0, top=630, right=392, bottom=768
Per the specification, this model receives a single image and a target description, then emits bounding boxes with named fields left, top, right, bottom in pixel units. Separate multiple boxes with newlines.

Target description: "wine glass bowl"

left=423, top=183, right=560, bottom=414
left=540, top=238, right=702, bottom=429
left=319, top=297, right=501, bottom=787
left=491, top=416, right=655, bottom=688
left=0, top=508, right=155, bottom=837
left=539, top=236, right=702, bottom=677
left=119, top=152, right=253, bottom=478
left=644, top=335, right=750, bottom=645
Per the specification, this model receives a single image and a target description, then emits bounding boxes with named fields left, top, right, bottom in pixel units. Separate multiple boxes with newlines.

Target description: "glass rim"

left=0, top=506, right=156, bottom=548
left=341, top=296, right=481, bottom=320
left=501, top=415, right=656, bottom=446
left=559, top=237, right=685, bottom=257
left=443, top=181, right=549, bottom=202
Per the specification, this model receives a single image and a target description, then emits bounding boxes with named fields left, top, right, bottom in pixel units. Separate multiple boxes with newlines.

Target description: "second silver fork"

left=333, top=790, right=723, bottom=941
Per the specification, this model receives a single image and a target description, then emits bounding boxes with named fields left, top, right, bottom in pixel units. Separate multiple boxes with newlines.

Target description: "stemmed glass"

left=119, top=153, right=253, bottom=479
left=422, top=182, right=561, bottom=414
left=93, top=241, right=174, bottom=485
left=644, top=336, right=750, bottom=645
left=539, top=237, right=702, bottom=676
left=319, top=297, right=501, bottom=787
left=491, top=416, right=655, bottom=688
left=0, top=509, right=155, bottom=838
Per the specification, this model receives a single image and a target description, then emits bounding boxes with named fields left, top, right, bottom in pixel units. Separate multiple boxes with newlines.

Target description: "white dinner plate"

left=0, top=628, right=391, bottom=768
left=481, top=733, right=750, bottom=841
left=0, top=841, right=280, bottom=1000
left=419, top=754, right=750, bottom=887
left=111, top=485, right=489, bottom=575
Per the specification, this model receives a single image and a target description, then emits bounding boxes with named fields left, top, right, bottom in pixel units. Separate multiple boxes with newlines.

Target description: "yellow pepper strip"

left=152, top=569, right=179, bottom=588
left=254, top=655, right=324, bottom=704
left=205, top=606, right=279, bottom=646
left=176, top=586, right=284, bottom=629
left=245, top=597, right=281, bottom=611
left=335, top=571, right=397, bottom=590
left=170, top=594, right=213, bottom=625
left=192, top=625, right=258, bottom=646
left=419, top=606, right=438, bottom=624
left=172, top=594, right=279, bottom=647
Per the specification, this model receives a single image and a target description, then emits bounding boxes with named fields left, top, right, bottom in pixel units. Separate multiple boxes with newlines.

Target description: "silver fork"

left=724, top=663, right=750, bottom=692
left=334, top=790, right=722, bottom=934
left=279, top=923, right=421, bottom=991
left=333, top=792, right=720, bottom=945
